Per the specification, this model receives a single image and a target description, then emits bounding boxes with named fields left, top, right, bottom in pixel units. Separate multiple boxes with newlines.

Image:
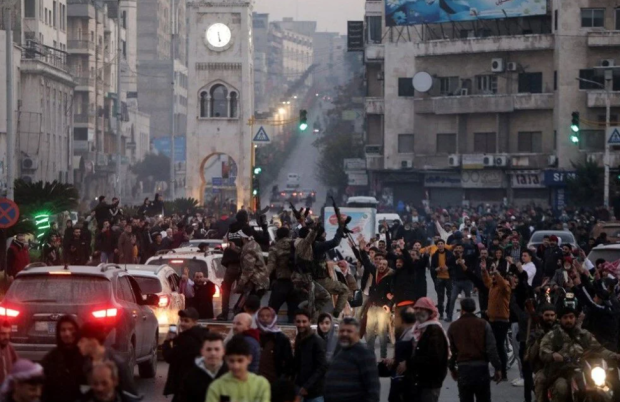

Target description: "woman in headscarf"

left=403, top=297, right=450, bottom=402
left=316, top=313, right=338, bottom=362
left=1, top=359, right=45, bottom=402
left=255, top=307, right=293, bottom=383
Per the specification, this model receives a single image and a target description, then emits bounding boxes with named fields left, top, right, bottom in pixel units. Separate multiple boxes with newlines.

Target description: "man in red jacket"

left=7, top=234, right=30, bottom=281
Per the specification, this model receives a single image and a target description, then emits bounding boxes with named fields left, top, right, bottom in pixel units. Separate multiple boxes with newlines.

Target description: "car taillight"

left=92, top=308, right=118, bottom=319
left=158, top=295, right=170, bottom=308
left=0, top=307, right=19, bottom=318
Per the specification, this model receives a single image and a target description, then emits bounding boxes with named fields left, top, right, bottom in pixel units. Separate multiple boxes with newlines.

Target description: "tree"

left=14, top=180, right=79, bottom=217
left=131, top=153, right=171, bottom=183
left=567, top=161, right=604, bottom=207
left=163, top=197, right=201, bottom=215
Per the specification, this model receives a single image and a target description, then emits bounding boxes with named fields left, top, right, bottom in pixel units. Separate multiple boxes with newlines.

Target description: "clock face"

left=206, top=23, right=232, bottom=48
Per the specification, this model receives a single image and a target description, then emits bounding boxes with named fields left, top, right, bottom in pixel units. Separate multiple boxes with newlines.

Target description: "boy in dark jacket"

left=293, top=310, right=327, bottom=401
left=162, top=308, right=209, bottom=401
left=178, top=332, right=228, bottom=402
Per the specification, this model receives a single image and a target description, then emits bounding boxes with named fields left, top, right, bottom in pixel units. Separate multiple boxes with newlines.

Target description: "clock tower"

left=186, top=0, right=254, bottom=207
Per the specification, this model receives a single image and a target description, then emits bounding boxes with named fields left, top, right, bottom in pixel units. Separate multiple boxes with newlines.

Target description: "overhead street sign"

left=0, top=198, right=20, bottom=229
left=253, top=126, right=271, bottom=143
left=608, top=127, right=620, bottom=144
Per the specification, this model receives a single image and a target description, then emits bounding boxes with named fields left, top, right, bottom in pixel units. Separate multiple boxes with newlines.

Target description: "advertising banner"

left=151, top=136, right=186, bottom=162
left=386, top=0, right=547, bottom=27
left=510, top=171, right=544, bottom=188
left=324, top=207, right=376, bottom=256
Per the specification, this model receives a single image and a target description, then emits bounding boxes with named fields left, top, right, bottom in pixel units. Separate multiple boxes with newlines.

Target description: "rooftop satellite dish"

left=412, top=71, right=433, bottom=93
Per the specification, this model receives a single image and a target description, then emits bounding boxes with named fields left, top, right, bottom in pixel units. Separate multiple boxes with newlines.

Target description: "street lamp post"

left=577, top=72, right=612, bottom=208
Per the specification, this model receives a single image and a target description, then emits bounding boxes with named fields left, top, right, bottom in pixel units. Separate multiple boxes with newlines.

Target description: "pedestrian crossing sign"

left=253, top=126, right=270, bottom=143
left=608, top=127, right=620, bottom=144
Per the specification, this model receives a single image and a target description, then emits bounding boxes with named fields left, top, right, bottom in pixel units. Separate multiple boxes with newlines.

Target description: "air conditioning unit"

left=547, top=155, right=558, bottom=167
left=601, top=59, right=615, bottom=68
left=377, top=71, right=384, bottom=81
left=459, top=88, right=469, bottom=96
left=483, top=155, right=495, bottom=166
left=400, top=159, right=413, bottom=169
left=506, top=62, right=518, bottom=72
left=491, top=58, right=505, bottom=73
left=448, top=154, right=461, bottom=167
left=21, top=157, right=39, bottom=171
left=20, top=175, right=34, bottom=184
left=494, top=155, right=508, bottom=167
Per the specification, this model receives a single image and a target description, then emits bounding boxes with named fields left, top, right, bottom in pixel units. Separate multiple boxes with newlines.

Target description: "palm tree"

left=14, top=179, right=79, bottom=216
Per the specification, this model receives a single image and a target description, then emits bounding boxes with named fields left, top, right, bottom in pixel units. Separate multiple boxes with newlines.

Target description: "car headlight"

left=592, top=366, right=606, bottom=387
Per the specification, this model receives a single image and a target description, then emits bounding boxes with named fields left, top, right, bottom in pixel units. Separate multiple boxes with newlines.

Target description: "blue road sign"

left=253, top=126, right=270, bottom=143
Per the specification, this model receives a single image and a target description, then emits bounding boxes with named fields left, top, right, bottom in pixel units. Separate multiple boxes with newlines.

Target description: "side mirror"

left=144, top=294, right=160, bottom=307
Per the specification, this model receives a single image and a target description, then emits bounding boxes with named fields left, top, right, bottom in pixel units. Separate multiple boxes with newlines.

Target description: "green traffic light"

left=299, top=123, right=308, bottom=131
left=570, top=134, right=579, bottom=143
left=571, top=124, right=579, bottom=133
left=252, top=189, right=258, bottom=196
left=253, top=167, right=262, bottom=175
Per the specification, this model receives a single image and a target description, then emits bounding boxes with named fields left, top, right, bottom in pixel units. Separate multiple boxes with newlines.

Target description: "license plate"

left=35, top=322, right=55, bottom=334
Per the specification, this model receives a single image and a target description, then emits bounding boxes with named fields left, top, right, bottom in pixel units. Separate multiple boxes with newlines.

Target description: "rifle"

left=330, top=196, right=352, bottom=235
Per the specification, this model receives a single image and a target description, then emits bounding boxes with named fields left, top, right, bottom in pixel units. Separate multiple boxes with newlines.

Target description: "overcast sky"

left=254, top=0, right=365, bottom=34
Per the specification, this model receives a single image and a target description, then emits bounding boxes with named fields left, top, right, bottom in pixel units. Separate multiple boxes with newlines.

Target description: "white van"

left=286, top=173, right=301, bottom=188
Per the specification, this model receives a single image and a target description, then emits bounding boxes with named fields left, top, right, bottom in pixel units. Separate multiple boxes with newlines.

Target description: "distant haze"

left=254, top=0, right=365, bottom=34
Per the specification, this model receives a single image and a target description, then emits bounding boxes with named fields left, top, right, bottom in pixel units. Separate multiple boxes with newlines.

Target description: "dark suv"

left=1, top=264, right=160, bottom=378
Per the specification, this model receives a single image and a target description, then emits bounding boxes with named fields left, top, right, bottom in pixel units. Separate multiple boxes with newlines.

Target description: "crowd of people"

left=5, top=197, right=620, bottom=402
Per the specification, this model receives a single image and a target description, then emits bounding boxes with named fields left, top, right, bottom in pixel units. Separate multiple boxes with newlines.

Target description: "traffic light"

left=570, top=111, right=580, bottom=144
left=299, top=110, right=308, bottom=131
left=252, top=166, right=261, bottom=197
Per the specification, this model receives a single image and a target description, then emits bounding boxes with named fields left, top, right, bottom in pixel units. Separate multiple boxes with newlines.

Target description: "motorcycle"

left=548, top=358, right=614, bottom=402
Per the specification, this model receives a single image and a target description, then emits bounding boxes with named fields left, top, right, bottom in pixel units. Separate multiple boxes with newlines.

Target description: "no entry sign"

left=0, top=198, right=20, bottom=229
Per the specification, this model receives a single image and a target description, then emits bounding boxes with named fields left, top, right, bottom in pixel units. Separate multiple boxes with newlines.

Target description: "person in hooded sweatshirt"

left=41, top=316, right=85, bottom=402
left=316, top=313, right=338, bottom=362
left=162, top=308, right=209, bottom=402
left=178, top=332, right=228, bottom=402
left=255, top=307, right=292, bottom=383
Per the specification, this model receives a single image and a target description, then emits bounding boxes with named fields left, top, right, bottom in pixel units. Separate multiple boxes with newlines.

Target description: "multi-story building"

left=0, top=31, right=21, bottom=191
left=363, top=0, right=620, bottom=208
left=1, top=0, right=75, bottom=185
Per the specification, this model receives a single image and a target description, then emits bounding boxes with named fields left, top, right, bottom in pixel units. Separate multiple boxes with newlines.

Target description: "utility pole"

left=115, top=0, right=122, bottom=197
left=169, top=0, right=176, bottom=200
left=5, top=9, right=14, bottom=200
left=604, top=69, right=612, bottom=208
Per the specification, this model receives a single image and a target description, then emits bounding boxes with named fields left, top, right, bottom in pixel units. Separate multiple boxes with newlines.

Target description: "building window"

left=121, top=11, right=127, bottom=29
left=53, top=1, right=56, bottom=27
left=200, top=92, right=208, bottom=117
left=436, top=133, right=456, bottom=154
left=518, top=131, right=542, bottom=153
left=616, top=8, right=620, bottom=30
left=554, top=9, right=558, bottom=31
left=581, top=8, right=605, bottom=28
left=439, top=76, right=459, bottom=96
left=580, top=130, right=605, bottom=151
left=554, top=71, right=557, bottom=90
left=45, top=7, right=48, bottom=24
left=474, top=132, right=496, bottom=153
left=210, top=84, right=228, bottom=118
left=578, top=69, right=604, bottom=89
left=518, top=72, right=543, bottom=93
left=122, top=40, right=126, bottom=58
left=230, top=92, right=238, bottom=118
left=398, top=78, right=414, bottom=97
left=25, top=0, right=35, bottom=18
left=398, top=134, right=415, bottom=153
left=367, top=16, right=382, bottom=44
left=475, top=75, right=497, bottom=94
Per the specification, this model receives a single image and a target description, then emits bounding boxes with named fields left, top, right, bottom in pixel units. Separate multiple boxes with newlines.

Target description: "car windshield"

left=132, top=276, right=163, bottom=294
left=530, top=232, right=575, bottom=244
left=587, top=248, right=620, bottom=264
left=148, top=258, right=208, bottom=277
left=5, top=275, right=111, bottom=304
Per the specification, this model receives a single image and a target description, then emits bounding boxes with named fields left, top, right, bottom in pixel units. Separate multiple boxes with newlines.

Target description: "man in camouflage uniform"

left=539, top=306, right=620, bottom=402
left=525, top=304, right=557, bottom=402
left=293, top=225, right=330, bottom=320
left=266, top=227, right=298, bottom=323
left=235, top=227, right=270, bottom=298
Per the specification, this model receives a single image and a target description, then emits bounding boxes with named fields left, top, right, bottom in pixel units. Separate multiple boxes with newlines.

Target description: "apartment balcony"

left=67, top=40, right=95, bottom=54
left=587, top=91, right=620, bottom=108
left=366, top=97, right=384, bottom=114
left=415, top=34, right=554, bottom=57
left=414, top=93, right=554, bottom=115
left=20, top=44, right=73, bottom=86
left=587, top=32, right=620, bottom=47
left=67, top=0, right=98, bottom=19
left=585, top=152, right=620, bottom=168
left=365, top=44, right=384, bottom=63
left=510, top=154, right=553, bottom=170
left=74, top=112, right=95, bottom=125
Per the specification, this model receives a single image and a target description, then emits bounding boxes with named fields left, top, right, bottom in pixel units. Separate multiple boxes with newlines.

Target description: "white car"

left=586, top=244, right=620, bottom=266
left=146, top=252, right=226, bottom=289
left=126, top=264, right=185, bottom=344
left=286, top=173, right=301, bottom=188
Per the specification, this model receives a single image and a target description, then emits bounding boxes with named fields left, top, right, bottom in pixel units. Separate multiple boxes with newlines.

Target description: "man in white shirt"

left=519, top=250, right=537, bottom=286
